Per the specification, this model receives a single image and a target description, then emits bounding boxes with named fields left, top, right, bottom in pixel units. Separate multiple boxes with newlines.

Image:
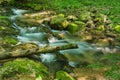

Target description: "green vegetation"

left=0, top=16, right=9, bottom=19
left=3, top=36, right=18, bottom=45
left=55, top=71, right=75, bottom=80
left=87, top=53, right=120, bottom=80
left=114, top=25, right=120, bottom=33
left=0, top=58, right=48, bottom=80
left=9, top=0, right=120, bottom=24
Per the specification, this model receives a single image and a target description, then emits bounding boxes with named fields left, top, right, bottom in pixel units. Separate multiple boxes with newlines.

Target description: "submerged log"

left=0, top=43, right=78, bottom=60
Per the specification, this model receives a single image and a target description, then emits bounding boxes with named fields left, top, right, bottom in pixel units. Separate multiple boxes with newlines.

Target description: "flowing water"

left=9, top=8, right=120, bottom=68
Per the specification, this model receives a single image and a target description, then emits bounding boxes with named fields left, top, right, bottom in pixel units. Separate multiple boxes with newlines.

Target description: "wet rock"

left=82, top=35, right=93, bottom=42
left=11, top=43, right=38, bottom=54
left=95, top=38, right=114, bottom=47
left=15, top=11, right=55, bottom=27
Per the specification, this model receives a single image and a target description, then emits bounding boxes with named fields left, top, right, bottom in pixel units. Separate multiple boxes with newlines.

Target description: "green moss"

left=67, top=23, right=80, bottom=34
left=0, top=58, right=48, bottom=79
left=50, top=14, right=67, bottom=29
left=3, top=36, right=18, bottom=45
left=114, top=25, right=120, bottom=33
left=55, top=71, right=75, bottom=80
left=0, top=16, right=9, bottom=19
left=74, top=21, right=85, bottom=29
left=51, top=14, right=66, bottom=24
left=97, top=25, right=105, bottom=31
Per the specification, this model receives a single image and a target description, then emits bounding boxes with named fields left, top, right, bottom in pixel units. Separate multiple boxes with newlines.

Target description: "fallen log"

left=0, top=43, right=78, bottom=60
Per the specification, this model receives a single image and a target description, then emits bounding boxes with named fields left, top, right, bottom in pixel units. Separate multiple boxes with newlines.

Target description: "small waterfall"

left=40, top=53, right=57, bottom=63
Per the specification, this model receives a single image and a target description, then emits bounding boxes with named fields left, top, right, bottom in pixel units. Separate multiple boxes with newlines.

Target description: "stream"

left=9, top=8, right=120, bottom=68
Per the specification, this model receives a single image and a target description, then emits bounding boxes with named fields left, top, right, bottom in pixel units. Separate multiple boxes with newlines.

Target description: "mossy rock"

left=0, top=36, right=18, bottom=48
left=67, top=23, right=80, bottom=34
left=51, top=14, right=65, bottom=24
left=78, top=11, right=91, bottom=22
left=0, top=58, right=48, bottom=80
left=0, top=25, right=19, bottom=35
left=55, top=70, right=75, bottom=80
left=94, top=14, right=109, bottom=23
left=97, top=25, right=105, bottom=31
left=61, top=20, right=69, bottom=29
left=67, top=15, right=78, bottom=21
left=50, top=14, right=66, bottom=29
left=74, top=21, right=85, bottom=29
left=114, top=25, right=120, bottom=33
left=3, top=36, right=18, bottom=45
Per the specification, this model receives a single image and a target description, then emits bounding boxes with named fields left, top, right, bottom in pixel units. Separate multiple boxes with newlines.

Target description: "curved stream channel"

left=10, top=8, right=120, bottom=69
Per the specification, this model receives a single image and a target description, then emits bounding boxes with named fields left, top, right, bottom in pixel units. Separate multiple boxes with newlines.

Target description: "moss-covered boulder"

left=0, top=36, right=18, bottom=49
left=3, top=36, right=18, bottom=45
left=0, top=58, right=48, bottom=80
left=50, top=14, right=68, bottom=30
left=114, top=25, right=120, bottom=33
left=55, top=70, right=75, bottom=80
left=67, top=23, right=80, bottom=34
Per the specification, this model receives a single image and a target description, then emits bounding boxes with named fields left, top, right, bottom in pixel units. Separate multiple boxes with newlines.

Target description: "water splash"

left=10, top=8, right=28, bottom=21
left=11, top=8, right=28, bottom=15
left=40, top=53, right=56, bottom=63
